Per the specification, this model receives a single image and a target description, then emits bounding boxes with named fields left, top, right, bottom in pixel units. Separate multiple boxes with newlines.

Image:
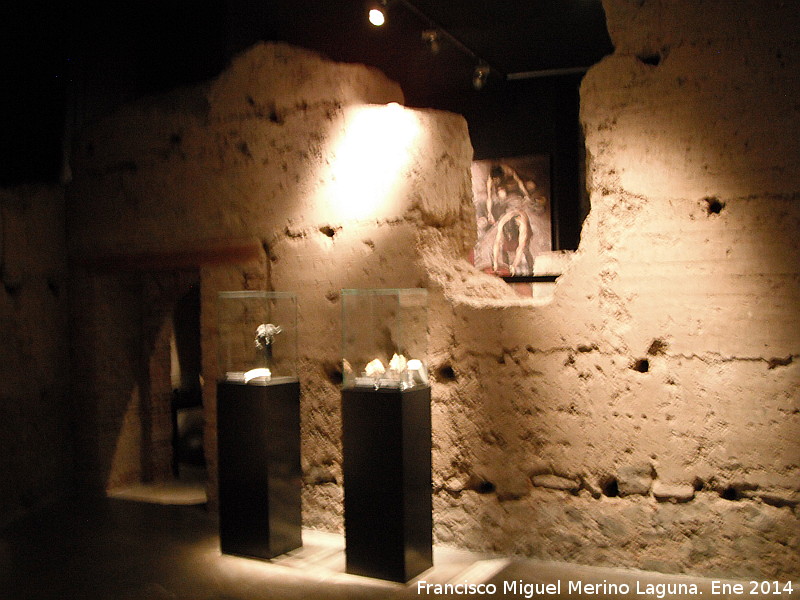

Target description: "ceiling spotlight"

left=368, top=1, right=387, bottom=26
left=368, top=8, right=385, bottom=26
left=421, top=29, right=441, bottom=54
left=472, top=63, right=490, bottom=90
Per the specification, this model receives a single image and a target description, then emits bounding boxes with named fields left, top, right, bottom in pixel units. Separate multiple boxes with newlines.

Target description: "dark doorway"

left=171, top=285, right=206, bottom=483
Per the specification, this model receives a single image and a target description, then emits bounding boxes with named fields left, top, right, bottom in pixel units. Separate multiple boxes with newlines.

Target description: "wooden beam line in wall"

left=71, top=240, right=264, bottom=272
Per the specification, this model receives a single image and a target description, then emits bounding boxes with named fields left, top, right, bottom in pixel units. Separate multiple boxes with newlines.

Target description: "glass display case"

left=340, top=288, right=432, bottom=581
left=217, top=291, right=298, bottom=385
left=216, top=290, right=302, bottom=560
left=341, top=288, right=428, bottom=390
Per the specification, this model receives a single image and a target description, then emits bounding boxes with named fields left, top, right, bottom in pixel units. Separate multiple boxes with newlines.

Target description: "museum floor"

left=1, top=494, right=791, bottom=600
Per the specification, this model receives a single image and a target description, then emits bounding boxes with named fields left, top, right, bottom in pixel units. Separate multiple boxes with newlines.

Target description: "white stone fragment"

left=389, top=353, right=407, bottom=373
left=243, top=367, right=272, bottom=383
left=407, top=358, right=428, bottom=385
left=364, top=359, right=385, bottom=377
left=652, top=481, right=696, bottom=503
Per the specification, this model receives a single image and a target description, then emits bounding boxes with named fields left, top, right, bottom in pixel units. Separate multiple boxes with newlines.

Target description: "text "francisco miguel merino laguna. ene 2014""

left=416, top=578, right=703, bottom=599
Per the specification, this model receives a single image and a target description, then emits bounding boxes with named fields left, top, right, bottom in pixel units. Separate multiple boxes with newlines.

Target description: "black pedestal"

left=342, top=385, right=432, bottom=582
left=217, top=380, right=302, bottom=559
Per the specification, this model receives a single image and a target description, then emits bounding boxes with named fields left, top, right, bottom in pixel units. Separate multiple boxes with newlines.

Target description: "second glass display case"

left=340, top=288, right=432, bottom=582
left=341, top=288, right=428, bottom=390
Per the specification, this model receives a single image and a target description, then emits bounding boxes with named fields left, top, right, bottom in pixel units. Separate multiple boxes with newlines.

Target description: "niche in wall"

left=431, top=72, right=588, bottom=300
left=432, top=73, right=588, bottom=257
left=471, top=153, right=552, bottom=277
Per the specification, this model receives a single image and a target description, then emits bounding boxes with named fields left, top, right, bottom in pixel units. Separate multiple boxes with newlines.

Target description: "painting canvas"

left=471, top=154, right=552, bottom=277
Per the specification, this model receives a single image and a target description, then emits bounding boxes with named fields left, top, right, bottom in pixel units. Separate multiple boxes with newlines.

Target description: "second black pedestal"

left=342, top=385, right=432, bottom=582
left=217, top=380, right=302, bottom=560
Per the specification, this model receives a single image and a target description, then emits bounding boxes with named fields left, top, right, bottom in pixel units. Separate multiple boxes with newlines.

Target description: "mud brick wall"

left=420, top=0, right=799, bottom=579
left=0, top=185, right=71, bottom=526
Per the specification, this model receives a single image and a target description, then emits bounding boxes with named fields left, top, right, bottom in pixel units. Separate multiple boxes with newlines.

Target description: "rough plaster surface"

left=420, top=0, right=798, bottom=577
left=0, top=185, right=71, bottom=526
left=66, top=13, right=799, bottom=581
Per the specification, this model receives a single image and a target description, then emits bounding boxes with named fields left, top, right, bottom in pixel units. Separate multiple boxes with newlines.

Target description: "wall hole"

left=476, top=481, right=496, bottom=494
left=47, top=277, right=61, bottom=298
left=600, top=476, right=619, bottom=497
left=637, top=52, right=662, bottom=66
left=237, top=141, right=252, bottom=158
left=466, top=477, right=496, bottom=495
left=631, top=358, right=650, bottom=373
left=720, top=486, right=742, bottom=501
left=705, top=197, right=725, bottom=215
left=319, top=225, right=339, bottom=238
left=2, top=277, right=21, bottom=296
left=269, top=109, right=283, bottom=124
left=693, top=477, right=705, bottom=492
left=436, top=364, right=457, bottom=382
left=324, top=362, right=343, bottom=385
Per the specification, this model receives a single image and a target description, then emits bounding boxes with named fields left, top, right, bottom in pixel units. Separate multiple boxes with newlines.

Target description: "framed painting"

left=470, top=154, right=552, bottom=277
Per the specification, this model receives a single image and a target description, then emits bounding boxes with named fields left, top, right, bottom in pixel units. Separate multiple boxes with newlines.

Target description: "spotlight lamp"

left=472, top=63, right=490, bottom=90
left=368, top=0, right=388, bottom=26
left=365, top=0, right=501, bottom=90
left=421, top=29, right=441, bottom=54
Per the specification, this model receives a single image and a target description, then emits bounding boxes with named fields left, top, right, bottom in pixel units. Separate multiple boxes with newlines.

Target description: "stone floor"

left=1, top=495, right=796, bottom=600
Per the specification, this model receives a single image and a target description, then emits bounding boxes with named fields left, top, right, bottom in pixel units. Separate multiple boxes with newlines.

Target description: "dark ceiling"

left=226, top=0, right=614, bottom=106
left=0, top=0, right=613, bottom=184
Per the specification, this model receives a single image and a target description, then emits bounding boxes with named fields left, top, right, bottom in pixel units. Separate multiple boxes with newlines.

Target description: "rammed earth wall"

left=420, top=0, right=799, bottom=578
left=0, top=185, right=71, bottom=527
left=66, top=0, right=798, bottom=580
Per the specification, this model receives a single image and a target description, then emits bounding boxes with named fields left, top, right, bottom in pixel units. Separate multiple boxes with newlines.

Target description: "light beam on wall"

left=327, top=103, right=421, bottom=221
